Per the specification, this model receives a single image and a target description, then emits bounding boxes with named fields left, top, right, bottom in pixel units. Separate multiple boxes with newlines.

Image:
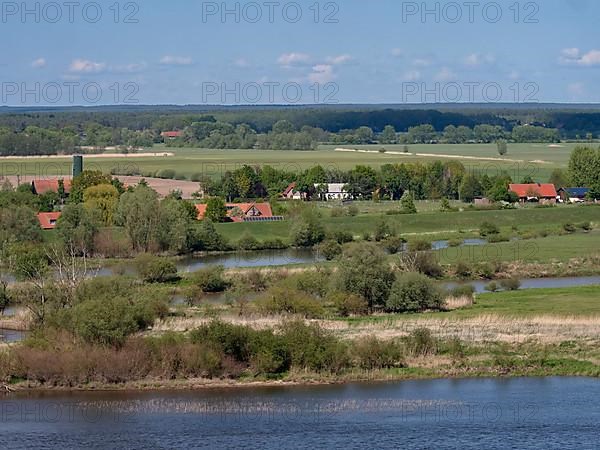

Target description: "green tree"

left=400, top=191, right=417, bottom=214
left=56, top=203, right=100, bottom=255
left=116, top=184, right=160, bottom=252
left=205, top=197, right=228, bottom=223
left=496, top=140, right=508, bottom=156
left=386, top=272, right=443, bottom=313
left=69, top=170, right=113, bottom=204
left=290, top=209, right=325, bottom=247
left=380, top=125, right=397, bottom=144
left=83, top=184, right=119, bottom=226
left=337, top=242, right=395, bottom=310
left=459, top=173, right=482, bottom=202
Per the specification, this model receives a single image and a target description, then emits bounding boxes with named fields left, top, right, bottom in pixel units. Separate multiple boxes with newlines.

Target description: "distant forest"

left=1, top=105, right=600, bottom=156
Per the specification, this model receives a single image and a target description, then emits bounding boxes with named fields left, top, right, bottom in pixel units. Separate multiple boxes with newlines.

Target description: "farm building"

left=37, top=212, right=62, bottom=230
left=509, top=183, right=557, bottom=204
left=195, top=202, right=282, bottom=222
left=31, top=179, right=72, bottom=196
left=557, top=187, right=590, bottom=203
left=161, top=131, right=183, bottom=140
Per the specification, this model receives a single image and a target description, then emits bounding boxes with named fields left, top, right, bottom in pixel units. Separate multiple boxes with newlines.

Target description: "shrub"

left=290, top=210, right=325, bottom=247
left=373, top=219, right=393, bottom=242
left=404, top=328, right=437, bottom=357
left=454, top=261, right=472, bottom=279
left=330, top=207, right=345, bottom=218
left=236, top=232, right=260, bottom=251
left=563, top=223, right=577, bottom=233
left=256, top=286, right=324, bottom=318
left=329, top=292, right=369, bottom=317
left=578, top=222, right=593, bottom=231
left=386, top=272, right=443, bottom=313
left=448, top=238, right=462, bottom=248
left=399, top=252, right=443, bottom=279
left=447, top=284, right=476, bottom=298
left=499, top=278, right=521, bottom=291
left=480, top=221, right=500, bottom=237
left=347, top=205, right=359, bottom=216
left=487, top=234, right=510, bottom=243
left=329, top=230, right=354, bottom=244
left=353, top=337, right=405, bottom=370
left=156, top=169, right=176, bottom=179
left=135, top=254, right=179, bottom=283
left=383, top=236, right=406, bottom=254
left=408, top=240, right=432, bottom=252
left=191, top=265, right=229, bottom=293
left=485, top=281, right=499, bottom=292
left=318, top=240, right=342, bottom=261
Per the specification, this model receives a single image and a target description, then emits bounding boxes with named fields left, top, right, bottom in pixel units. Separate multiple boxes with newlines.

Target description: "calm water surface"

left=0, top=377, right=598, bottom=449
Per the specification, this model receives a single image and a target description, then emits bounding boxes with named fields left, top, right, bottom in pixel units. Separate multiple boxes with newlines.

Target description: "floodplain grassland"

left=0, top=142, right=575, bottom=181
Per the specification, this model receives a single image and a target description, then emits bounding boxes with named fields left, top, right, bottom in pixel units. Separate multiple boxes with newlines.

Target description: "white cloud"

left=434, top=67, right=456, bottom=81
left=31, top=58, right=46, bottom=69
left=159, top=55, right=193, bottom=66
left=508, top=70, right=520, bottom=80
left=234, top=58, right=249, bottom=68
left=402, top=70, right=421, bottom=81
left=326, top=54, right=352, bottom=65
left=68, top=59, right=106, bottom=73
left=560, top=48, right=600, bottom=66
left=277, top=52, right=310, bottom=67
left=391, top=48, right=403, bottom=57
left=464, top=53, right=495, bottom=66
left=412, top=58, right=432, bottom=67
left=308, top=64, right=335, bottom=83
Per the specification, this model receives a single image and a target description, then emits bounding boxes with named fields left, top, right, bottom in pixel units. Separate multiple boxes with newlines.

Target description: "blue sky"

left=3, top=0, right=600, bottom=105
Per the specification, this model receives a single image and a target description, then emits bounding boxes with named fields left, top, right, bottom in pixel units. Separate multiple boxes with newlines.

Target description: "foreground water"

left=0, top=377, right=598, bottom=449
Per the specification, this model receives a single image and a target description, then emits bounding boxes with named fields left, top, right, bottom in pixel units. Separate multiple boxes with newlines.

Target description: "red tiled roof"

left=161, top=131, right=183, bottom=138
left=32, top=179, right=72, bottom=195
left=37, top=212, right=62, bottom=230
left=509, top=183, right=557, bottom=198
left=283, top=182, right=297, bottom=196
left=195, top=202, right=273, bottom=221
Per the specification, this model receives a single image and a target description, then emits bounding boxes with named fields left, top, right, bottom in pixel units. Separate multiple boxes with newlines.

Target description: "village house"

left=557, top=187, right=590, bottom=203
left=315, top=183, right=351, bottom=201
left=161, top=131, right=183, bottom=140
left=282, top=182, right=304, bottom=200
left=509, top=183, right=558, bottom=204
left=31, top=179, right=72, bottom=196
left=37, top=212, right=62, bottom=230
left=195, top=202, right=282, bottom=222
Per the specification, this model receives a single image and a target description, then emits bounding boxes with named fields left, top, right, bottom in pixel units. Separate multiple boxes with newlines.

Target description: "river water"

left=0, top=377, right=598, bottom=449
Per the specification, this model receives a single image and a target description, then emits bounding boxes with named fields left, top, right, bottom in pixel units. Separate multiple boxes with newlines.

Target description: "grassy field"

left=216, top=204, right=600, bottom=242
left=0, top=142, right=577, bottom=181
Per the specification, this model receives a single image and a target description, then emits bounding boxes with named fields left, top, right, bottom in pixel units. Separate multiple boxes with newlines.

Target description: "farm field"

left=0, top=142, right=577, bottom=182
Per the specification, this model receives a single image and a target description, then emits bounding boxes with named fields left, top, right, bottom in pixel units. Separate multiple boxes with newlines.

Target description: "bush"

left=135, top=254, right=179, bottom=283
left=290, top=211, right=325, bottom=247
left=256, top=286, right=324, bottom=318
left=448, top=238, right=462, bottom=248
left=408, top=240, right=432, bottom=252
left=353, top=337, right=405, bottom=370
left=318, top=240, right=342, bottom=261
left=386, top=272, right=444, bottom=313
left=399, top=252, right=443, bottom=279
left=404, top=328, right=437, bottom=357
left=236, top=232, right=260, bottom=251
left=480, top=221, right=500, bottom=237
left=454, top=261, right=472, bottom=279
left=347, top=205, right=359, bottom=217
left=329, top=230, right=354, bottom=244
left=499, top=278, right=521, bottom=291
left=191, top=265, right=229, bottom=293
left=382, top=236, right=406, bottom=254
left=447, top=284, right=476, bottom=298
left=328, top=292, right=369, bottom=317
left=485, top=281, right=499, bottom=292
left=487, top=234, right=510, bottom=243
left=563, top=223, right=577, bottom=233
left=156, top=169, right=176, bottom=179
left=578, top=222, right=593, bottom=231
